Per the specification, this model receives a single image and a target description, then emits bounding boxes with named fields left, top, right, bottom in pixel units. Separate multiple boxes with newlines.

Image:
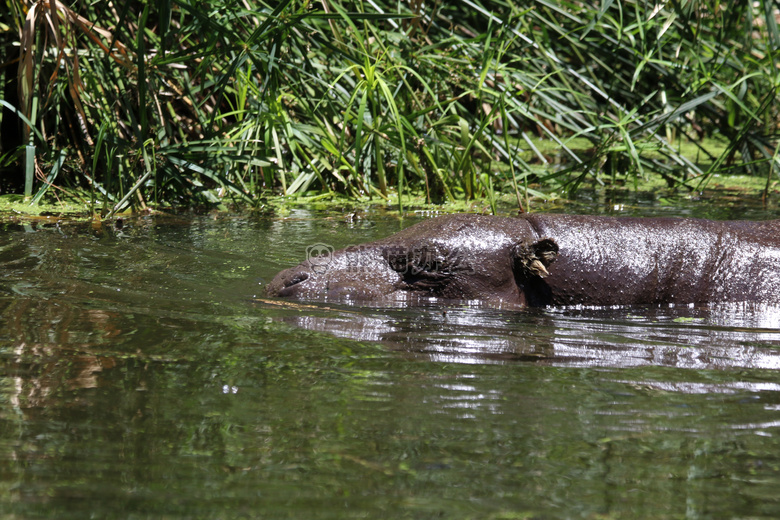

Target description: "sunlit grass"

left=0, top=0, right=778, bottom=214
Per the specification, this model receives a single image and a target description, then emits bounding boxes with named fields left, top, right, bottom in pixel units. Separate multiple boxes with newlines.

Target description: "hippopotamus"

left=266, top=213, right=780, bottom=307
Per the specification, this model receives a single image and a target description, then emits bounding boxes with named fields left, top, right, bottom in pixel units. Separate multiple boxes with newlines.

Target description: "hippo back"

left=525, top=214, right=780, bottom=306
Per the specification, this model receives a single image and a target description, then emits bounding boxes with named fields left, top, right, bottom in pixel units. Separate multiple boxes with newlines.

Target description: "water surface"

left=2, top=193, right=780, bottom=518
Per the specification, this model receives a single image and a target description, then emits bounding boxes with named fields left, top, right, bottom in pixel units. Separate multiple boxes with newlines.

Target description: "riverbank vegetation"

left=1, top=0, right=779, bottom=215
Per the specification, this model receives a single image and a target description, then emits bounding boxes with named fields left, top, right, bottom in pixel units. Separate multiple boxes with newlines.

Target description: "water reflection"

left=431, top=381, right=503, bottom=418
left=3, top=208, right=780, bottom=518
left=269, top=299, right=780, bottom=373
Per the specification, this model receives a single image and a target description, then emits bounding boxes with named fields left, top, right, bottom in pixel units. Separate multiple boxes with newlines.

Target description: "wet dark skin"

left=266, top=214, right=780, bottom=307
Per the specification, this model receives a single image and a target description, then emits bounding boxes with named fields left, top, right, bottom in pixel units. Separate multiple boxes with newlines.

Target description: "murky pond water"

left=2, top=191, right=780, bottom=519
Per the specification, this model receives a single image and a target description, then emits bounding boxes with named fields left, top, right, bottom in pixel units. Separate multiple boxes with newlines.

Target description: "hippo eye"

left=385, top=250, right=409, bottom=273
left=383, top=246, right=457, bottom=290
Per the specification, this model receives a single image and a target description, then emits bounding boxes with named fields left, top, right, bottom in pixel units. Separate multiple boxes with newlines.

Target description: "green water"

left=2, top=192, right=780, bottom=519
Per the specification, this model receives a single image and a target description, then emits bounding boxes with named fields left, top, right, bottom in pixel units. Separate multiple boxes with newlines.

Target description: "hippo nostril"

left=284, top=272, right=309, bottom=288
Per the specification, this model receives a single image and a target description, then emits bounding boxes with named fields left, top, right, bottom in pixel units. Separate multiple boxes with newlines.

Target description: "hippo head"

left=266, top=214, right=558, bottom=307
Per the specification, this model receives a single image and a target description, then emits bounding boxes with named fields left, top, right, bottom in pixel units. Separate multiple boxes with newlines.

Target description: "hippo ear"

left=512, top=238, right=559, bottom=278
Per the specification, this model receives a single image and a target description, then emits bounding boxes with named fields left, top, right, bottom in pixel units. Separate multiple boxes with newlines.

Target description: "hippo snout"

left=275, top=270, right=310, bottom=297
left=287, top=272, right=309, bottom=285
left=266, top=266, right=314, bottom=298
left=267, top=246, right=405, bottom=301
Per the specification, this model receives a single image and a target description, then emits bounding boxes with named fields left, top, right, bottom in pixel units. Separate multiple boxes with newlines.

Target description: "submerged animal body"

left=266, top=213, right=780, bottom=307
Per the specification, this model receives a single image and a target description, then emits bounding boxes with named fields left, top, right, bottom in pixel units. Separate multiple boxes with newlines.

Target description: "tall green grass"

left=1, top=0, right=778, bottom=213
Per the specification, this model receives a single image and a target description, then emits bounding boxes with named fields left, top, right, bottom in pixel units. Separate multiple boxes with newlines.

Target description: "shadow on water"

left=1, top=191, right=780, bottom=519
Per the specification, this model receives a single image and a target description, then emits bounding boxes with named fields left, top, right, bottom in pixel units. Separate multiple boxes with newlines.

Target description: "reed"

left=1, top=0, right=778, bottom=213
